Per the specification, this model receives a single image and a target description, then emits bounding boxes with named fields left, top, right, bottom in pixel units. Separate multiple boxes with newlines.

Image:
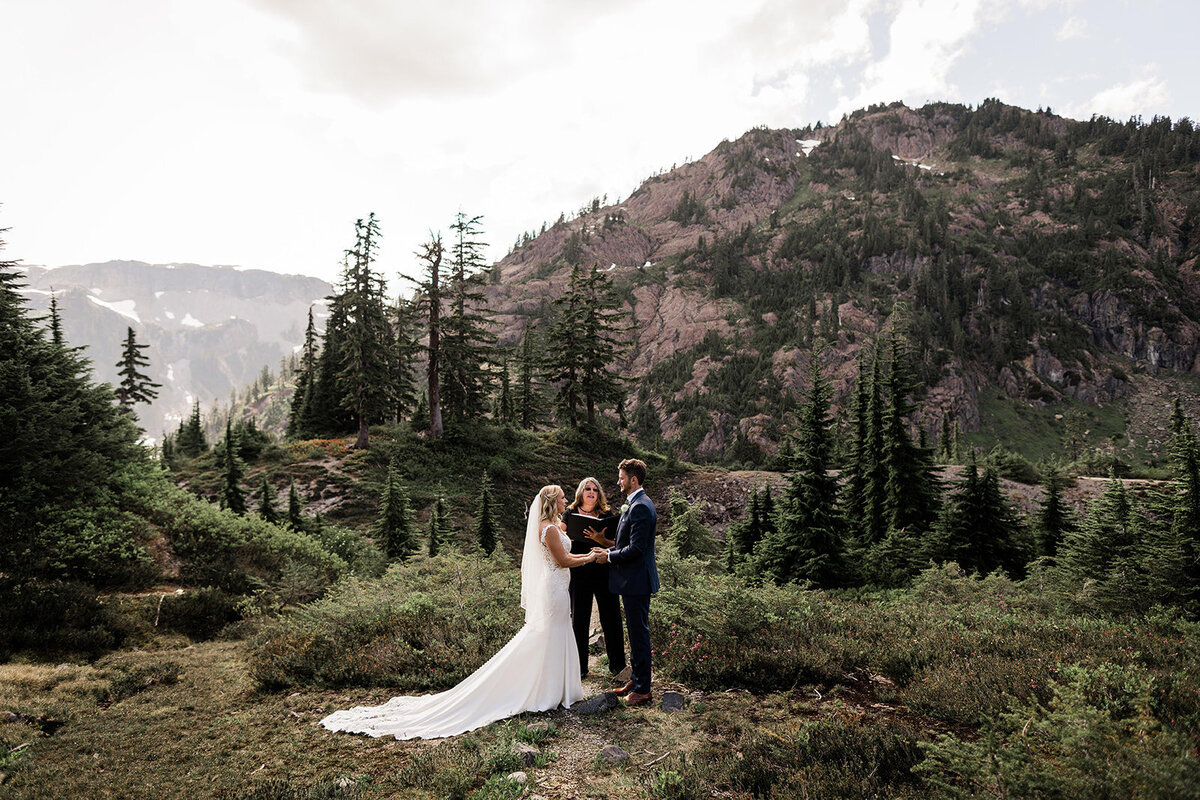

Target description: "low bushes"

left=653, top=558, right=1200, bottom=732
left=248, top=548, right=521, bottom=690
left=0, top=578, right=129, bottom=660
left=148, top=487, right=347, bottom=597
left=157, top=586, right=242, bottom=640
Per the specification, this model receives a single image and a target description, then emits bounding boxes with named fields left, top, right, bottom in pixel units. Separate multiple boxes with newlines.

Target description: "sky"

left=3, top=0, right=1198, bottom=287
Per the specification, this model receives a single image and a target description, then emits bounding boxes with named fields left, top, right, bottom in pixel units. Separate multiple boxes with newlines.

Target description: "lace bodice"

left=538, top=523, right=572, bottom=616
left=539, top=523, right=571, bottom=568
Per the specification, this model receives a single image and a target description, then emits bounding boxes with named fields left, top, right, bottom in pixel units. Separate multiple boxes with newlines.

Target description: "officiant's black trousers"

left=569, top=563, right=626, bottom=677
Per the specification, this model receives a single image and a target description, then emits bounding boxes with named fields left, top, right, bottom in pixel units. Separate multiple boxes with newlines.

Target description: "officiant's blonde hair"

left=568, top=477, right=610, bottom=514
left=538, top=484, right=564, bottom=524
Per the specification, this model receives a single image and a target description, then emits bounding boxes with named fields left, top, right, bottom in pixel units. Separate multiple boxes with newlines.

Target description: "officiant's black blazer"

left=607, top=491, right=659, bottom=595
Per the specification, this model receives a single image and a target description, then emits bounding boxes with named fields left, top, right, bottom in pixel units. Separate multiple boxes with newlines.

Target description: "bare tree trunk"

left=355, top=414, right=369, bottom=449
left=426, top=239, right=444, bottom=439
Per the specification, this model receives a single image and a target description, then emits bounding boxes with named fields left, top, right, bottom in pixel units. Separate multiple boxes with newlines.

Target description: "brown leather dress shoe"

left=625, top=690, right=653, bottom=707
left=613, top=680, right=634, bottom=697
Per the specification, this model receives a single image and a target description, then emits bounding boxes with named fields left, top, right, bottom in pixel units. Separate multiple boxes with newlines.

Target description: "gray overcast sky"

left=2, top=0, right=1197, bottom=286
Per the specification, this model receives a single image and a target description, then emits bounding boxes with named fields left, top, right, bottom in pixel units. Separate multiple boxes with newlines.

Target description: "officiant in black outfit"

left=563, top=476, right=627, bottom=680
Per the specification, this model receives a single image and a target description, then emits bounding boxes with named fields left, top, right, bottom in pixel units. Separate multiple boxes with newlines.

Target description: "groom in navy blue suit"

left=593, top=458, right=659, bottom=707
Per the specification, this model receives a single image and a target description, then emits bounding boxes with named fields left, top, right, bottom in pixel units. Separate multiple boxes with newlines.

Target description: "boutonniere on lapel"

left=620, top=503, right=630, bottom=516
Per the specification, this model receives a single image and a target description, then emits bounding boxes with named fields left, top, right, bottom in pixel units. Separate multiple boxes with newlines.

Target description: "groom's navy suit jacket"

left=608, top=490, right=659, bottom=596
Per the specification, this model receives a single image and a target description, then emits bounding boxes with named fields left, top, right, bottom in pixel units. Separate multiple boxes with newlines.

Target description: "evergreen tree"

left=220, top=419, right=247, bottom=515
left=114, top=326, right=161, bottom=413
left=925, top=453, right=1025, bottom=577
left=258, top=475, right=279, bottom=524
left=515, top=321, right=543, bottom=429
left=47, top=290, right=64, bottom=348
left=725, top=488, right=763, bottom=568
left=391, top=294, right=423, bottom=422
left=576, top=263, right=631, bottom=425
left=439, top=212, right=497, bottom=425
left=426, top=493, right=454, bottom=556
left=753, top=343, right=846, bottom=586
left=496, top=357, right=515, bottom=426
left=287, top=480, right=305, bottom=530
left=373, top=457, right=417, bottom=560
left=336, top=213, right=395, bottom=449
left=546, top=262, right=631, bottom=426
left=666, top=490, right=718, bottom=557
left=881, top=335, right=941, bottom=536
left=1058, top=469, right=1133, bottom=586
left=1168, top=398, right=1200, bottom=569
left=546, top=263, right=586, bottom=426
left=303, top=289, right=354, bottom=436
left=176, top=400, right=208, bottom=457
left=1035, top=465, right=1076, bottom=559
left=0, top=234, right=142, bottom=577
left=842, top=353, right=872, bottom=533
left=411, top=391, right=430, bottom=432
left=939, top=412, right=954, bottom=463
left=412, top=233, right=446, bottom=438
left=287, top=307, right=319, bottom=438
left=475, top=471, right=499, bottom=555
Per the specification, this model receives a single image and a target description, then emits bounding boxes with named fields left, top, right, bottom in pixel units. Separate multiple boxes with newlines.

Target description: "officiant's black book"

left=565, top=512, right=618, bottom=544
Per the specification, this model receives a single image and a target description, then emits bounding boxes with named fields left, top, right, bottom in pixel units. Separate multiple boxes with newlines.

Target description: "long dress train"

left=319, top=519, right=583, bottom=740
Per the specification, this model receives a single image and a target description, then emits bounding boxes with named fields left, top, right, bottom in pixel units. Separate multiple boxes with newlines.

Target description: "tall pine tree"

left=114, top=326, right=160, bottom=413
left=753, top=344, right=846, bottom=586
left=220, top=419, right=247, bottom=515
left=336, top=213, right=395, bottom=449
left=439, top=212, right=497, bottom=425
left=475, top=471, right=499, bottom=555
left=287, top=307, right=319, bottom=438
left=258, top=475, right=279, bottom=523
left=373, top=457, right=417, bottom=560
left=412, top=233, right=446, bottom=438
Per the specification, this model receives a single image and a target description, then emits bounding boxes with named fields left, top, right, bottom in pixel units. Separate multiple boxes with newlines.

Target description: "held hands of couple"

left=590, top=547, right=609, bottom=564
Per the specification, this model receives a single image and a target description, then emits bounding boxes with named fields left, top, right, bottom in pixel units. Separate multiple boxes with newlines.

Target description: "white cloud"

left=1064, top=74, right=1170, bottom=121
left=828, top=0, right=984, bottom=120
left=1055, top=15, right=1087, bottom=40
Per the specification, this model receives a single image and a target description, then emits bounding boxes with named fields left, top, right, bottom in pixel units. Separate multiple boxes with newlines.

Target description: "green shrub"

left=307, top=521, right=386, bottom=578
left=643, top=715, right=925, bottom=799
left=918, top=663, right=1200, bottom=797
left=248, top=547, right=520, bottom=689
left=157, top=586, right=242, bottom=640
left=0, top=577, right=128, bottom=660
left=148, top=486, right=347, bottom=595
left=654, top=562, right=1200, bottom=729
left=984, top=446, right=1042, bottom=484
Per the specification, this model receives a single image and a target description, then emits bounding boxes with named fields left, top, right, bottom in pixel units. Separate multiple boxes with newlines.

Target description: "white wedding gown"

left=320, top=521, right=584, bottom=740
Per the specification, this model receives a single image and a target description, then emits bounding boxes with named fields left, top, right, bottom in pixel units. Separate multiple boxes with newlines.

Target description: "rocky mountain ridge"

left=19, top=260, right=331, bottom=439
left=486, top=99, right=1200, bottom=465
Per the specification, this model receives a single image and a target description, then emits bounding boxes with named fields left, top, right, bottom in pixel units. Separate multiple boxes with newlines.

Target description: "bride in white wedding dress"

left=320, top=485, right=597, bottom=740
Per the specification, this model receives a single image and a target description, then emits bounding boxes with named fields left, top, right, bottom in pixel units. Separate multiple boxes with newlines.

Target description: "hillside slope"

left=485, top=100, right=1200, bottom=466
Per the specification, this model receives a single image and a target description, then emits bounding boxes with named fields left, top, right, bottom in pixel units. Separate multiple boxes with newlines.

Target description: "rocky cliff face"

left=19, top=261, right=330, bottom=440
left=483, top=100, right=1200, bottom=464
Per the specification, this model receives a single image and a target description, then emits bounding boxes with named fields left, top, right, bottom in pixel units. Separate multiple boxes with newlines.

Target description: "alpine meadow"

left=3, top=100, right=1200, bottom=799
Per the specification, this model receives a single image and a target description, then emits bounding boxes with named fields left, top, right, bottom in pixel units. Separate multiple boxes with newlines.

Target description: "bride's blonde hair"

left=538, top=484, right=564, bottom=524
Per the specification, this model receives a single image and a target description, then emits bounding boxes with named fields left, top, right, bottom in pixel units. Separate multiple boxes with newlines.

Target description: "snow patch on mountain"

left=88, top=295, right=140, bottom=323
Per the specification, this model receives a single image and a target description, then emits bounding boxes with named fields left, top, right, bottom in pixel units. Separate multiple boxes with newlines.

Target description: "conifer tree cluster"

left=1047, top=398, right=1199, bottom=611
left=545, top=262, right=631, bottom=427
left=0, top=232, right=144, bottom=579
left=284, top=213, right=633, bottom=443
left=726, top=334, right=1031, bottom=589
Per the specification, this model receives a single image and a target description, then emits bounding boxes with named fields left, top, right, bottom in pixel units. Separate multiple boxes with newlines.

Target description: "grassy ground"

left=0, top=637, right=743, bottom=800
left=4, top=578, right=1198, bottom=799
